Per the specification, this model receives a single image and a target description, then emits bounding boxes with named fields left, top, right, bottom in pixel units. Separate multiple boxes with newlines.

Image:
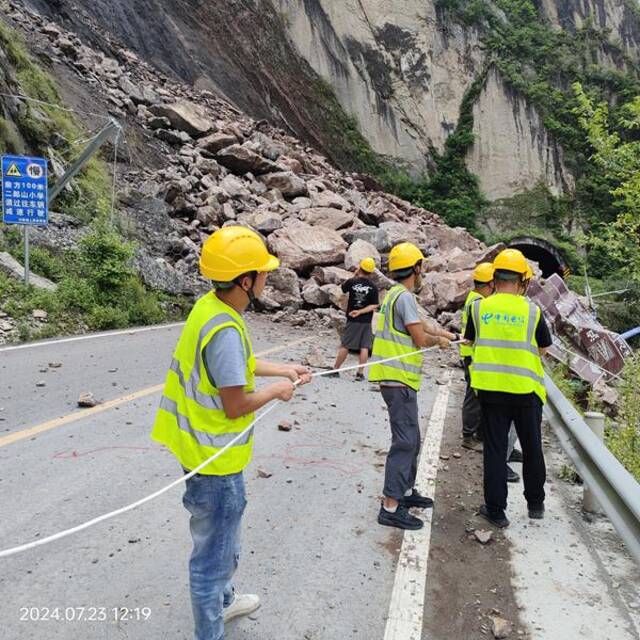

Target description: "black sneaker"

left=508, top=448, right=523, bottom=463
left=400, top=489, right=434, bottom=509
left=506, top=464, right=520, bottom=483
left=462, top=436, right=483, bottom=452
left=326, top=371, right=340, bottom=379
left=528, top=504, right=545, bottom=519
left=378, top=504, right=424, bottom=530
left=478, top=504, right=510, bottom=528
left=355, top=372, right=365, bottom=381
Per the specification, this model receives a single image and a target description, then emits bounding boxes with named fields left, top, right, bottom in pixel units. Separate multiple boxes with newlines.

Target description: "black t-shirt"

left=464, top=300, right=552, bottom=406
left=342, top=277, right=379, bottom=324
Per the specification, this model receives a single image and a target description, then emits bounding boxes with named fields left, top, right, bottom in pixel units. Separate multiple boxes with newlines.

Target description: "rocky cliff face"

left=19, top=0, right=640, bottom=205
left=271, top=0, right=484, bottom=171
left=465, top=67, right=575, bottom=201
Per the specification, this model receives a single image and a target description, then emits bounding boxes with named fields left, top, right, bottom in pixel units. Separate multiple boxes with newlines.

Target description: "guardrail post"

left=583, top=412, right=606, bottom=513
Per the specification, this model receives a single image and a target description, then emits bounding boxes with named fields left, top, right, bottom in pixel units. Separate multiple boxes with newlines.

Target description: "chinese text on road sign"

left=1, top=155, right=48, bottom=226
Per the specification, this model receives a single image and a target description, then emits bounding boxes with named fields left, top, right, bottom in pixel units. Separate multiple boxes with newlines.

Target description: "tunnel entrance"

left=508, top=237, right=569, bottom=279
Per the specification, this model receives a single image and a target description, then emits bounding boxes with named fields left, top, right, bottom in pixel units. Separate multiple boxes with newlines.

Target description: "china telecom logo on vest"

left=481, top=312, right=526, bottom=325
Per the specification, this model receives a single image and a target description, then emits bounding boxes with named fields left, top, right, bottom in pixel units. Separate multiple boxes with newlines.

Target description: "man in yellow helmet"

left=152, top=226, right=311, bottom=640
left=369, top=242, right=454, bottom=530
left=504, top=259, right=536, bottom=475
left=464, top=249, right=552, bottom=528
left=330, top=256, right=379, bottom=381
left=460, top=262, right=495, bottom=451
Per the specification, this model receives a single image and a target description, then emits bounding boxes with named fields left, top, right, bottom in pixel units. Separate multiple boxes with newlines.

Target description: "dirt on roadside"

left=422, top=373, right=529, bottom=640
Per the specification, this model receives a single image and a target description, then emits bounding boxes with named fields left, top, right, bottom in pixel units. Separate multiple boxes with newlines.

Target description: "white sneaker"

left=222, top=593, right=261, bottom=623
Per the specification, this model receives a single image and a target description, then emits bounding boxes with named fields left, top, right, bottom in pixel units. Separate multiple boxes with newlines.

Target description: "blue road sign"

left=1, top=155, right=48, bottom=226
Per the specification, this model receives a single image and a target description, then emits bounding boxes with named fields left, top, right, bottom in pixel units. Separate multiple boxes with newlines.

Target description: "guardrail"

left=544, top=374, right=640, bottom=565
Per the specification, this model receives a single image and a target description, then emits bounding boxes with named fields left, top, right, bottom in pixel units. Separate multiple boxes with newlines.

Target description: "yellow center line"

left=0, top=336, right=311, bottom=449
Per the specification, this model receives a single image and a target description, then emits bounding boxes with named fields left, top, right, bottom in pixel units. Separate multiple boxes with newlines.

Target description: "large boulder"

left=427, top=247, right=472, bottom=272
left=379, top=221, right=427, bottom=248
left=258, top=172, right=308, bottom=198
left=299, top=207, right=356, bottom=230
left=344, top=239, right=381, bottom=271
left=198, top=132, right=238, bottom=154
left=419, top=271, right=472, bottom=314
left=311, top=265, right=352, bottom=286
left=423, top=224, right=482, bottom=253
left=310, top=189, right=351, bottom=210
left=268, top=221, right=347, bottom=272
left=149, top=101, right=213, bottom=137
left=302, top=282, right=330, bottom=307
left=216, top=144, right=280, bottom=175
left=321, top=283, right=347, bottom=309
left=0, top=252, right=57, bottom=291
left=245, top=210, right=283, bottom=235
left=343, top=226, right=390, bottom=252
left=262, top=267, right=302, bottom=309
left=428, top=242, right=506, bottom=272
left=361, top=196, right=404, bottom=225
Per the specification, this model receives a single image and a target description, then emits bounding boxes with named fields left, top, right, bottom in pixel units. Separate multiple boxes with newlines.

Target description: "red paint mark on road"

left=255, top=437, right=364, bottom=476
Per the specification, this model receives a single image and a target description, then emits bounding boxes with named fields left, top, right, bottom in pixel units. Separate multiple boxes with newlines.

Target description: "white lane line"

left=383, top=370, right=452, bottom=640
left=0, top=321, right=185, bottom=353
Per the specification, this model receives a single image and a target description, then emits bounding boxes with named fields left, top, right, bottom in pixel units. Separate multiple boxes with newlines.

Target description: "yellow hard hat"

left=525, top=262, right=534, bottom=280
left=388, top=242, right=425, bottom=272
left=493, top=248, right=528, bottom=275
left=199, top=226, right=280, bottom=281
left=473, top=262, right=494, bottom=283
left=359, top=257, right=376, bottom=273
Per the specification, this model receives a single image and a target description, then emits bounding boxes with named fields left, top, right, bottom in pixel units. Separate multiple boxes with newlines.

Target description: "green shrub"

left=606, top=356, right=640, bottom=481
left=87, top=305, right=129, bottom=330
left=57, top=276, right=96, bottom=312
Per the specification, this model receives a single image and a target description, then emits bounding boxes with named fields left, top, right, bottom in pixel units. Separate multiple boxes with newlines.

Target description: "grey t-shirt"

left=392, top=290, right=420, bottom=333
left=202, top=326, right=247, bottom=388
left=380, top=290, right=421, bottom=387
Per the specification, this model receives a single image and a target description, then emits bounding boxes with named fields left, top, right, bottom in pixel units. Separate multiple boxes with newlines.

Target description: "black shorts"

left=341, top=322, right=373, bottom=351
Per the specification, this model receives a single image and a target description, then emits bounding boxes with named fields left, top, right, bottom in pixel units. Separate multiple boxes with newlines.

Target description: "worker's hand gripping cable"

left=0, top=342, right=460, bottom=559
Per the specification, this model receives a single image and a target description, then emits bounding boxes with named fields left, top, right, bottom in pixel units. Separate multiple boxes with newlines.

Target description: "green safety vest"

left=470, top=293, right=546, bottom=403
left=151, top=292, right=256, bottom=475
left=460, top=290, right=482, bottom=358
left=368, top=285, right=423, bottom=391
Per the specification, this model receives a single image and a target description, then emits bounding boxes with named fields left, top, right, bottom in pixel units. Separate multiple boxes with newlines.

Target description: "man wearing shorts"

left=330, top=257, right=379, bottom=381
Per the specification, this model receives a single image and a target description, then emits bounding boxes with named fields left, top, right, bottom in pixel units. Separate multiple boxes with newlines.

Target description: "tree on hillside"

left=573, top=83, right=640, bottom=283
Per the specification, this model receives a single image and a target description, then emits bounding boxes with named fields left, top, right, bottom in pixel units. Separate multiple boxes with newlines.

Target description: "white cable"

left=0, top=92, right=111, bottom=120
left=0, top=342, right=458, bottom=559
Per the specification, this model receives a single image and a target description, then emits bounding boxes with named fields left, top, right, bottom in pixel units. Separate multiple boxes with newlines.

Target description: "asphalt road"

left=0, top=316, right=439, bottom=640
left=1, top=316, right=638, bottom=640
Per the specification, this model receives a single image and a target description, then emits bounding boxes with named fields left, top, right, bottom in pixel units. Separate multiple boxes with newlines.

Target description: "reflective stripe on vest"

left=469, top=293, right=546, bottom=403
left=460, top=290, right=482, bottom=358
left=158, top=396, right=254, bottom=448
left=151, top=292, right=256, bottom=475
left=368, top=285, right=423, bottom=391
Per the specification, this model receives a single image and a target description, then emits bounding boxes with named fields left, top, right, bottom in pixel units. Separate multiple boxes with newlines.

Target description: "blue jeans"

left=182, top=471, right=247, bottom=640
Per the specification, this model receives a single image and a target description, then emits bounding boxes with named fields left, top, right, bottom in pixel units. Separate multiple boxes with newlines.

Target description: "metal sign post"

left=1, top=155, right=49, bottom=286
left=24, top=226, right=30, bottom=286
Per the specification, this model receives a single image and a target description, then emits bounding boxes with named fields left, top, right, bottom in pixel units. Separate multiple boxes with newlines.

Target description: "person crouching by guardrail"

left=369, top=242, right=454, bottom=530
left=152, top=227, right=312, bottom=640
left=464, top=249, right=552, bottom=528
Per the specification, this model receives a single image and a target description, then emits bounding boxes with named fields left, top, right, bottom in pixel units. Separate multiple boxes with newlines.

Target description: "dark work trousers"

left=481, top=399, right=546, bottom=515
left=381, top=385, right=420, bottom=501
left=462, top=357, right=484, bottom=439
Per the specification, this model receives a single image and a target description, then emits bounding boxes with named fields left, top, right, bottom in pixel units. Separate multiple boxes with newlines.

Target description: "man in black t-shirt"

left=329, top=258, right=379, bottom=381
left=464, top=249, right=552, bottom=529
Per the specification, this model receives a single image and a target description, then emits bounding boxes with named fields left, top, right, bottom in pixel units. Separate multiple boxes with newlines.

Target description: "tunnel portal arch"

left=508, top=237, right=569, bottom=279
